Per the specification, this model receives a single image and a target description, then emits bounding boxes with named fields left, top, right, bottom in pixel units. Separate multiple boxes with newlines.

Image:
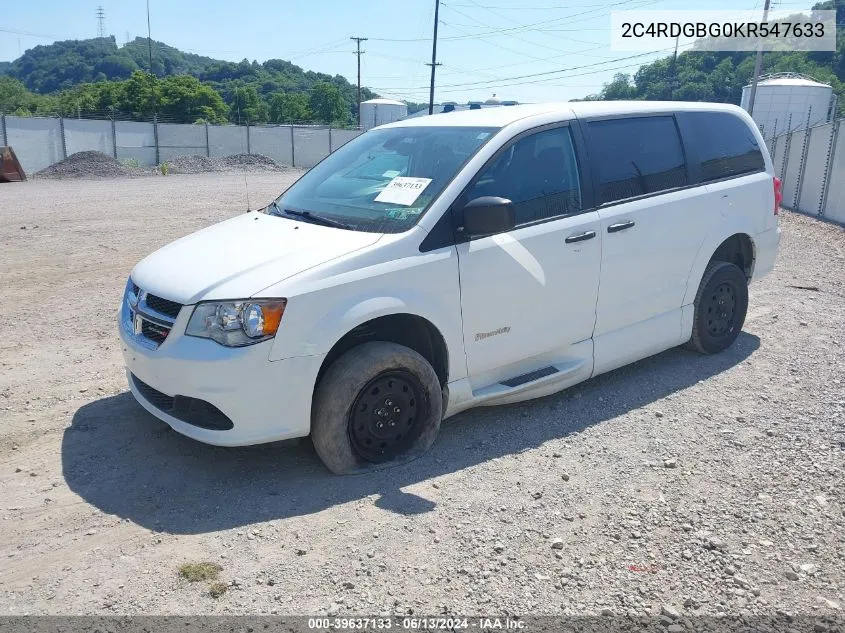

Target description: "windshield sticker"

left=381, top=170, right=401, bottom=178
left=477, top=132, right=491, bottom=140
left=374, top=176, right=432, bottom=206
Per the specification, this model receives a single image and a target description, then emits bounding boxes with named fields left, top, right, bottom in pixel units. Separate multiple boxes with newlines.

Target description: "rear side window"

left=588, top=116, right=687, bottom=205
left=677, top=111, right=765, bottom=182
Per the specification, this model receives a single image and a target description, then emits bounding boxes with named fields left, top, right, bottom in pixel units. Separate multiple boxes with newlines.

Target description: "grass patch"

left=208, top=581, right=228, bottom=598
left=178, top=561, right=222, bottom=582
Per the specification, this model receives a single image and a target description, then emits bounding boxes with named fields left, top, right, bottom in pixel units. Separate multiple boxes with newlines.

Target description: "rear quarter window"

left=677, top=111, right=766, bottom=182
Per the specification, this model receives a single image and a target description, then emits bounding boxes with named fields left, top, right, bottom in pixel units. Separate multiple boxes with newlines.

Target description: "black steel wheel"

left=348, top=370, right=426, bottom=463
left=704, top=282, right=738, bottom=337
left=311, top=341, right=443, bottom=475
left=688, top=260, right=749, bottom=355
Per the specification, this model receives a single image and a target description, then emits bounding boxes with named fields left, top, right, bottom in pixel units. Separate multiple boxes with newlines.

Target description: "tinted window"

left=678, top=111, right=765, bottom=182
left=588, top=116, right=687, bottom=205
left=467, top=127, right=581, bottom=224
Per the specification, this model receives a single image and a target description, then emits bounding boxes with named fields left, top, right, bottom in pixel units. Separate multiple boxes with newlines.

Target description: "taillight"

left=773, top=177, right=783, bottom=215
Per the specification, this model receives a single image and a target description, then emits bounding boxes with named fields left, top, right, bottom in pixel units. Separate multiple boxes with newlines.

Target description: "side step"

left=501, top=366, right=558, bottom=387
left=472, top=357, right=588, bottom=403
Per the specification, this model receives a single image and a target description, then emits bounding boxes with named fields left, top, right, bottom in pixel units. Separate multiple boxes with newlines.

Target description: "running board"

left=472, top=359, right=587, bottom=403
left=501, top=366, right=559, bottom=387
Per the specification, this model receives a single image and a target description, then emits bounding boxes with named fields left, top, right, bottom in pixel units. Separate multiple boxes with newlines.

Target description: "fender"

left=682, top=219, right=758, bottom=308
left=268, top=287, right=466, bottom=381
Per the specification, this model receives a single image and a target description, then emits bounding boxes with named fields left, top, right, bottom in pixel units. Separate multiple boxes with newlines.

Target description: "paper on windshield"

left=374, top=177, right=432, bottom=207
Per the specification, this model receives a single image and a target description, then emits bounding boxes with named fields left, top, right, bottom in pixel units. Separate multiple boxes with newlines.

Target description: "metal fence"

left=0, top=114, right=364, bottom=175
left=764, top=115, right=844, bottom=225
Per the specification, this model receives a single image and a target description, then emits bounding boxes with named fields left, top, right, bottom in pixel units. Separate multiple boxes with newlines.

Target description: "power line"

left=404, top=47, right=681, bottom=92
left=351, top=36, right=368, bottom=127
left=442, top=3, right=566, bottom=61
left=368, top=0, right=662, bottom=42
left=446, top=0, right=613, bottom=8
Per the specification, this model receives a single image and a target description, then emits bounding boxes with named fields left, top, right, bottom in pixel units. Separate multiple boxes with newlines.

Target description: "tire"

left=687, top=260, right=749, bottom=355
left=311, top=341, right=443, bottom=475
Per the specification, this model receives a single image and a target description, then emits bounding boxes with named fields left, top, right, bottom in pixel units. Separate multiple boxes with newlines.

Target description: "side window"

left=588, top=116, right=687, bottom=205
left=678, top=111, right=765, bottom=182
left=466, top=126, right=582, bottom=225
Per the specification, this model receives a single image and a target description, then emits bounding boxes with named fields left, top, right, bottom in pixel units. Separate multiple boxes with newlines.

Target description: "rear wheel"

left=688, top=261, right=749, bottom=355
left=311, top=341, right=443, bottom=475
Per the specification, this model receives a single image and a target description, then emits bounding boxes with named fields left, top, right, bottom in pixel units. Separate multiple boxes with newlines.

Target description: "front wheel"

left=687, top=260, right=749, bottom=355
left=311, top=341, right=443, bottom=475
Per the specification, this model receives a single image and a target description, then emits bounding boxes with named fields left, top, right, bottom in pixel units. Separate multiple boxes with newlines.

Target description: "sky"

left=1, top=0, right=818, bottom=104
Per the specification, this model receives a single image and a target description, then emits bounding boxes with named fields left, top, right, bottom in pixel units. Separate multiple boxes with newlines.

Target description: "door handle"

left=607, top=220, right=635, bottom=233
left=565, top=230, right=596, bottom=244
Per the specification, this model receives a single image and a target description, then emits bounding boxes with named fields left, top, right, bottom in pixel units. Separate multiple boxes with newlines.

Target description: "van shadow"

left=62, top=333, right=759, bottom=534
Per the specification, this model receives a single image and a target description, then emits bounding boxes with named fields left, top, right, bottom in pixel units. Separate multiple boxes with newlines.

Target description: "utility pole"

left=668, top=33, right=680, bottom=99
left=427, top=0, right=442, bottom=115
left=747, top=0, right=771, bottom=118
left=146, top=0, right=154, bottom=75
left=351, top=37, right=368, bottom=128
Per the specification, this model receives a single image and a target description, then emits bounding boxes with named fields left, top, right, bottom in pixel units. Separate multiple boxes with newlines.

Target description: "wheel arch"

left=710, top=233, right=755, bottom=280
left=315, top=310, right=451, bottom=392
left=683, top=231, right=757, bottom=307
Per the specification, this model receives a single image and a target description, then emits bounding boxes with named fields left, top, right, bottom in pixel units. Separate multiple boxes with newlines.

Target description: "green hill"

left=1, top=36, right=378, bottom=125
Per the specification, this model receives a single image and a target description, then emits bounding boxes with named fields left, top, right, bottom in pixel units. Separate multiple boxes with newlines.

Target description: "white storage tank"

left=360, top=98, right=408, bottom=130
left=742, top=73, right=835, bottom=138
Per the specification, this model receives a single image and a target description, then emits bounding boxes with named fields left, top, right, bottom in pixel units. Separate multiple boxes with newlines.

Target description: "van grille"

left=122, top=279, right=183, bottom=350
left=145, top=294, right=182, bottom=319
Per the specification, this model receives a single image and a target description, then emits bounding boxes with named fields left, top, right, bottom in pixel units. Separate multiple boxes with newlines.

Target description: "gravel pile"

left=34, top=152, right=287, bottom=179
left=34, top=151, right=130, bottom=180
left=166, top=153, right=285, bottom=174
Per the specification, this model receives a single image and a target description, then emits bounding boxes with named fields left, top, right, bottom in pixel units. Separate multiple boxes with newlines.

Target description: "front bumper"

left=119, top=308, right=325, bottom=446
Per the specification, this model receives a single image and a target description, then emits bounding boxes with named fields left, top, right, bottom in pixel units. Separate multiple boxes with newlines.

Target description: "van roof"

left=385, top=101, right=746, bottom=129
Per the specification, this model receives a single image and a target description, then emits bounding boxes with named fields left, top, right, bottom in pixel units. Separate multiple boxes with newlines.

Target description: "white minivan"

left=120, top=101, right=781, bottom=474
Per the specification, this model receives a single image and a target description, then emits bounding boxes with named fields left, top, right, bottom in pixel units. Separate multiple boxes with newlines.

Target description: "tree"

left=0, top=77, right=57, bottom=114
left=599, top=73, right=637, bottom=100
left=229, top=85, right=268, bottom=123
left=268, top=92, right=311, bottom=122
left=309, top=81, right=347, bottom=124
left=118, top=71, right=158, bottom=117
left=158, top=75, right=229, bottom=123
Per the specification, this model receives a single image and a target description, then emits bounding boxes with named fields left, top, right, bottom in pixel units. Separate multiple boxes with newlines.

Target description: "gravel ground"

left=34, top=151, right=285, bottom=179
left=0, top=173, right=843, bottom=621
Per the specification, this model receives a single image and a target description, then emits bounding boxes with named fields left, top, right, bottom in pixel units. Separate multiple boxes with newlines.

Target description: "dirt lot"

left=0, top=173, right=843, bottom=619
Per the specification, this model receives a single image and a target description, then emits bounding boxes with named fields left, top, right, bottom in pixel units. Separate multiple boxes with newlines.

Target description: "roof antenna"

left=236, top=93, right=251, bottom=212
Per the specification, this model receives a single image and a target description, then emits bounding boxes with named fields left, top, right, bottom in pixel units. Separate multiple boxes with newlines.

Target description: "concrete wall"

left=775, top=119, right=844, bottom=224
left=0, top=114, right=363, bottom=175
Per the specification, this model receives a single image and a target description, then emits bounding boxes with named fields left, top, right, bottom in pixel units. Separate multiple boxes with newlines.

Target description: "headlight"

left=186, top=299, right=286, bottom=347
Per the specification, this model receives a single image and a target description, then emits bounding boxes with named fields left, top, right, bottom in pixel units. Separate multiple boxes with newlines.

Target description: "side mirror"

left=461, top=196, right=515, bottom=236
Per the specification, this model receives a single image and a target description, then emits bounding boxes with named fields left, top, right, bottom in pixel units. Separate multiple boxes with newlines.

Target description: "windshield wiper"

left=267, top=201, right=352, bottom=230
left=266, top=200, right=284, bottom=216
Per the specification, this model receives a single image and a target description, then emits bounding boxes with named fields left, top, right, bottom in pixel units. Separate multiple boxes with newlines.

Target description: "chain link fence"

left=0, top=113, right=363, bottom=175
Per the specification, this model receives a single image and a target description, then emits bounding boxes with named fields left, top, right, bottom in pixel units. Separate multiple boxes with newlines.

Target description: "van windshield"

left=269, top=126, right=499, bottom=233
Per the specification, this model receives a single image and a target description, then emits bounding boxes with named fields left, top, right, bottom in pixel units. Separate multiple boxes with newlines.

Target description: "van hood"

left=131, top=212, right=382, bottom=303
